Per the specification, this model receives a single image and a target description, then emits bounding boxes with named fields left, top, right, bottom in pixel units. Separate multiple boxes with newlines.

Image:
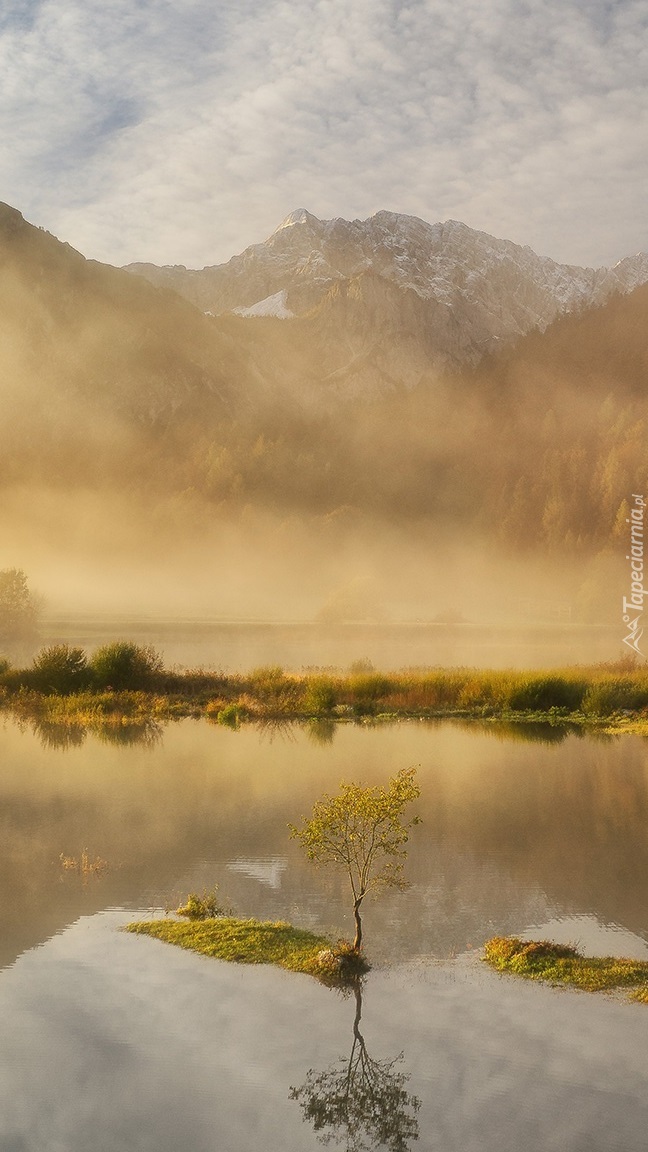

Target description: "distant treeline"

left=2, top=643, right=648, bottom=725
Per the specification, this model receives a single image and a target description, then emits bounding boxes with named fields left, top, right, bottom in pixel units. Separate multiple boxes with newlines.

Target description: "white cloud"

left=0, top=0, right=646, bottom=267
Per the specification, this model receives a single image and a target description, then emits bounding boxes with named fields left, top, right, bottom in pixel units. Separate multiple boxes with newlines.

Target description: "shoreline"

left=2, top=659, right=648, bottom=735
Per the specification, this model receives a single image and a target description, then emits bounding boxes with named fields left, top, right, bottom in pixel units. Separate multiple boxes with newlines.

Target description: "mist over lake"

left=1, top=715, right=648, bottom=1150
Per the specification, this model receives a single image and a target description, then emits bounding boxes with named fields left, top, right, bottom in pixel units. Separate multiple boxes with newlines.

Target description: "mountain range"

left=1, top=198, right=647, bottom=614
left=126, top=208, right=648, bottom=374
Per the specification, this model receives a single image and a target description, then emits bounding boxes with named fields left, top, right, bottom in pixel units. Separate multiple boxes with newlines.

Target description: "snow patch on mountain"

left=231, top=290, right=294, bottom=318
left=272, top=208, right=318, bottom=233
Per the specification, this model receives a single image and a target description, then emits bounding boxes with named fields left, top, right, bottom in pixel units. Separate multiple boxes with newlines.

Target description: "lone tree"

left=0, top=568, right=40, bottom=643
left=290, top=768, right=420, bottom=953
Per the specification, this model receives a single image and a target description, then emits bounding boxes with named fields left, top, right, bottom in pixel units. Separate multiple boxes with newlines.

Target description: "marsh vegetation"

left=2, top=646, right=648, bottom=736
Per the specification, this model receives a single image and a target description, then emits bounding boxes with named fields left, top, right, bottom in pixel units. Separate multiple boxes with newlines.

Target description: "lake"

left=1, top=715, right=647, bottom=1150
left=40, top=616, right=622, bottom=671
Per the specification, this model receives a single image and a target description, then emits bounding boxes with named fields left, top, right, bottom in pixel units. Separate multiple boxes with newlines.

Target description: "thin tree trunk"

left=352, top=981, right=363, bottom=1039
left=353, top=898, right=363, bottom=951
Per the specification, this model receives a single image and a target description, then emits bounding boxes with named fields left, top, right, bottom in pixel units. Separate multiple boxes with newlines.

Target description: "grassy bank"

left=125, top=916, right=366, bottom=981
left=484, top=937, right=648, bottom=1002
left=2, top=645, right=648, bottom=733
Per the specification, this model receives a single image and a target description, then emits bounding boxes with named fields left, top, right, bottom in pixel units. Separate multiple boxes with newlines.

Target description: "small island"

left=128, top=769, right=418, bottom=981
left=125, top=916, right=369, bottom=982
left=484, top=936, right=648, bottom=1002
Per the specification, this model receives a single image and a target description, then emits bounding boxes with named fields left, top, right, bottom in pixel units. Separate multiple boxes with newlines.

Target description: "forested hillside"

left=0, top=201, right=645, bottom=620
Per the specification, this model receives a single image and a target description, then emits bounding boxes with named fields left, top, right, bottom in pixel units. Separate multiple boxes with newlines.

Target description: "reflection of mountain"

left=226, top=857, right=287, bottom=889
left=290, top=981, right=420, bottom=1152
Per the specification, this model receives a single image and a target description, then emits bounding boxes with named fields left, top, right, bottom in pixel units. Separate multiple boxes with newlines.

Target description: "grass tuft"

left=176, top=888, right=224, bottom=920
left=484, top=936, right=648, bottom=1001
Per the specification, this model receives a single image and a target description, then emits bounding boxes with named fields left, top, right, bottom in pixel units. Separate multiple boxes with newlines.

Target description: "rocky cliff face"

left=125, top=209, right=648, bottom=367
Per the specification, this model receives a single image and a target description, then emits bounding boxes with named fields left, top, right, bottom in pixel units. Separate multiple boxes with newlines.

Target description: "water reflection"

left=306, top=719, right=337, bottom=746
left=31, top=719, right=87, bottom=750
left=2, top=717, right=648, bottom=973
left=255, top=717, right=298, bottom=743
left=3, top=911, right=648, bottom=1152
left=291, top=981, right=420, bottom=1152
left=29, top=717, right=164, bottom=750
left=227, top=857, right=287, bottom=888
left=470, top=719, right=577, bottom=744
left=95, top=721, right=164, bottom=748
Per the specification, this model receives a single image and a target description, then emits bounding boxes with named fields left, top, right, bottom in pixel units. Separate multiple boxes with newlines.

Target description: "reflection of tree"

left=95, top=721, right=163, bottom=748
left=32, top=720, right=87, bottom=750
left=472, top=719, right=573, bottom=745
left=306, top=718, right=337, bottom=746
left=254, top=717, right=298, bottom=743
left=31, top=718, right=163, bottom=750
left=290, top=981, right=420, bottom=1152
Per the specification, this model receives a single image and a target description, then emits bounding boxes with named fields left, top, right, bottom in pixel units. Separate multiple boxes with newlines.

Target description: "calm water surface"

left=1, top=717, right=647, bottom=1150
left=42, top=617, right=620, bottom=670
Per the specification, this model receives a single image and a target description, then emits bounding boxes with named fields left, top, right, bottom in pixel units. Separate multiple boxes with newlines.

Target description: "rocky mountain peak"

left=272, top=207, right=320, bottom=233
left=124, top=209, right=648, bottom=370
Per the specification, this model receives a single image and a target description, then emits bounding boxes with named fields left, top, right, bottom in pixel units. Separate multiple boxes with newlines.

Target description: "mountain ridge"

left=125, top=209, right=648, bottom=365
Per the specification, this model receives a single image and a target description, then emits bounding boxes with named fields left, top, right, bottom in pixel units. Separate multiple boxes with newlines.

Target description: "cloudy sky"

left=1, top=0, right=646, bottom=268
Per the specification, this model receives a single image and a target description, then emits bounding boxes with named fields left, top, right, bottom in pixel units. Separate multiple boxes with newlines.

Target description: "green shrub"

left=216, top=702, right=241, bottom=727
left=90, top=642, right=163, bottom=690
left=582, top=678, right=648, bottom=716
left=177, top=888, right=224, bottom=920
left=508, top=676, right=585, bottom=712
left=126, top=917, right=335, bottom=979
left=409, top=672, right=465, bottom=709
left=484, top=935, right=648, bottom=998
left=304, top=675, right=337, bottom=715
left=344, top=672, right=392, bottom=716
left=30, top=645, right=89, bottom=694
left=244, top=666, right=301, bottom=713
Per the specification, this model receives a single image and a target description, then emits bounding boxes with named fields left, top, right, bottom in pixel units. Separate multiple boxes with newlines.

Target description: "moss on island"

left=125, top=916, right=369, bottom=981
left=484, top=936, right=648, bottom=1002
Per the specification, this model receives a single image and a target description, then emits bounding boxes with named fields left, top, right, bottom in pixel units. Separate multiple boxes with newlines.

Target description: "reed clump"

left=59, top=849, right=108, bottom=882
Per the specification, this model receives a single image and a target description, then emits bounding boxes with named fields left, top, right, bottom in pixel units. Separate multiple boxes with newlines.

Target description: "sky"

left=0, top=0, right=647, bottom=270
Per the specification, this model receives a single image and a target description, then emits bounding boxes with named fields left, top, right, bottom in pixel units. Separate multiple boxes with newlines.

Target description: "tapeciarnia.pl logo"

left=622, top=493, right=646, bottom=657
